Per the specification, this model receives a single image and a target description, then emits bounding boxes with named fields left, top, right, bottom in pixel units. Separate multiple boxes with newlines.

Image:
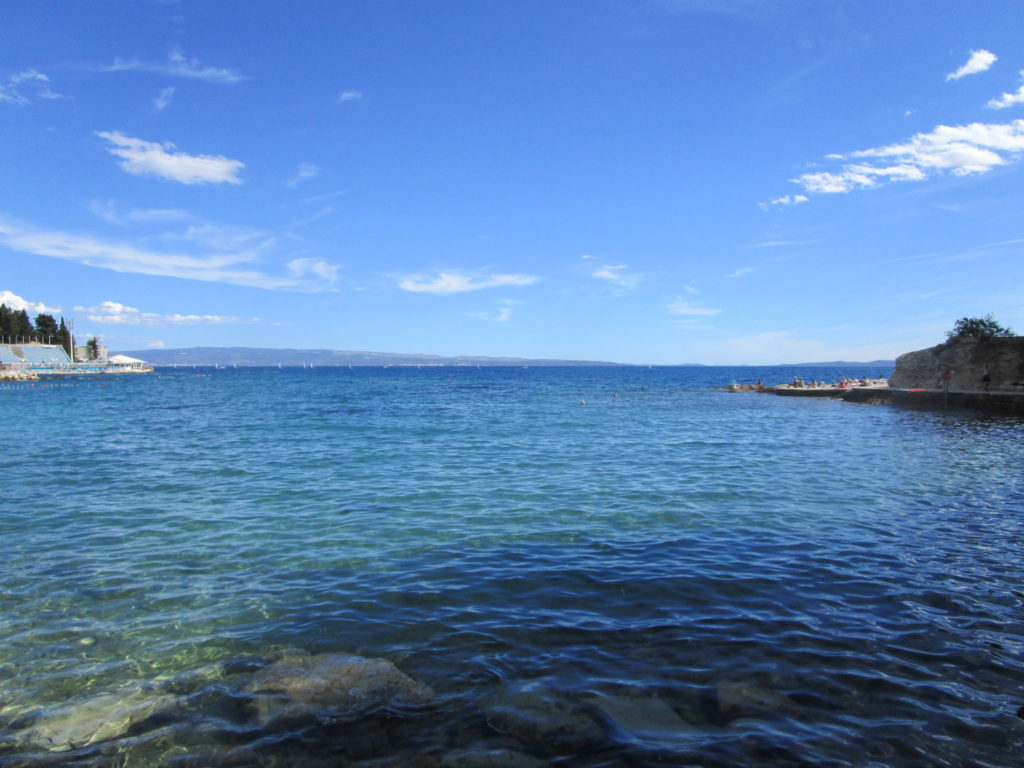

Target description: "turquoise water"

left=2, top=366, right=1023, bottom=767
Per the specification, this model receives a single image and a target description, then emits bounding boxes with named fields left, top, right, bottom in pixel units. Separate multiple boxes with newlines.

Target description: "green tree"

left=946, top=314, right=1015, bottom=340
left=0, top=304, right=11, bottom=340
left=56, top=318, right=71, bottom=358
left=13, top=309, right=33, bottom=342
left=34, top=313, right=59, bottom=342
left=85, top=336, right=101, bottom=360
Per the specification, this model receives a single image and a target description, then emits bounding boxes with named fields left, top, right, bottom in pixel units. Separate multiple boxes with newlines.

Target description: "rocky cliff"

left=889, top=337, right=1024, bottom=392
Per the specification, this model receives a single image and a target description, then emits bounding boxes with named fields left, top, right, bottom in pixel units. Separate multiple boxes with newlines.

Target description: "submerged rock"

left=20, top=686, right=176, bottom=752
left=485, top=686, right=602, bottom=752
left=438, top=746, right=550, bottom=768
left=716, top=680, right=802, bottom=719
left=244, top=651, right=434, bottom=725
left=585, top=693, right=694, bottom=747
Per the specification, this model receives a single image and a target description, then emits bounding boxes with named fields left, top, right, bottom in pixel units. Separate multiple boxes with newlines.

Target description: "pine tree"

left=57, top=318, right=72, bottom=358
left=0, top=304, right=11, bottom=340
left=34, top=313, right=59, bottom=343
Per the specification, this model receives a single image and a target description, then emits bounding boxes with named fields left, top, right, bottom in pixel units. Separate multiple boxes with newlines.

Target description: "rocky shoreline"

left=0, top=646, right=792, bottom=766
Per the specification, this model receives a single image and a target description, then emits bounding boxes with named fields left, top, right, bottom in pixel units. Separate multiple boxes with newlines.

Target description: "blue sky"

left=2, top=0, right=1022, bottom=364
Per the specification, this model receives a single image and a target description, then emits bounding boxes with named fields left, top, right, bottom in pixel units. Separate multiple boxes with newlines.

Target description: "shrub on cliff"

left=946, top=314, right=1015, bottom=340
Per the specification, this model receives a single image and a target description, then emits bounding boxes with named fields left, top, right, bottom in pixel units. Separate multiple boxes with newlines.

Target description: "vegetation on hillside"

left=946, top=314, right=1015, bottom=341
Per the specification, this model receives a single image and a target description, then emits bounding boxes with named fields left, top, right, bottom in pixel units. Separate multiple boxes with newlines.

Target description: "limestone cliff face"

left=889, top=337, right=1024, bottom=391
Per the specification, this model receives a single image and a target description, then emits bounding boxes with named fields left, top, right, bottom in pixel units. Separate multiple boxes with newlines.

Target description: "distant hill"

left=786, top=360, right=895, bottom=367
left=117, top=347, right=624, bottom=367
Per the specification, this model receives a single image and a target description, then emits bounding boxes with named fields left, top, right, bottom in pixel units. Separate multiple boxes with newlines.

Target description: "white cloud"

left=946, top=49, right=997, bottom=81
left=725, top=266, right=755, bottom=278
left=124, top=207, right=191, bottom=224
left=0, top=218, right=338, bottom=292
left=468, top=299, right=519, bottom=323
left=287, top=257, right=340, bottom=283
left=287, top=162, right=320, bottom=187
left=789, top=119, right=1024, bottom=197
left=0, top=69, right=62, bottom=105
left=89, top=199, right=191, bottom=226
left=80, top=300, right=254, bottom=326
left=147, top=340, right=166, bottom=348
left=105, top=49, right=243, bottom=84
left=684, top=283, right=698, bottom=294
left=592, top=264, right=642, bottom=290
left=399, top=271, right=538, bottom=294
left=337, top=90, right=363, bottom=102
left=162, top=223, right=267, bottom=251
left=987, top=72, right=1024, bottom=110
left=761, top=194, right=808, bottom=209
left=580, top=253, right=596, bottom=260
left=153, top=86, right=175, bottom=112
left=96, top=130, right=245, bottom=185
left=0, top=290, right=61, bottom=314
left=667, top=298, right=720, bottom=316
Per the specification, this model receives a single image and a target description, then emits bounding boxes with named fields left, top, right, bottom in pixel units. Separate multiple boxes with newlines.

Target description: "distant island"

left=117, top=346, right=894, bottom=368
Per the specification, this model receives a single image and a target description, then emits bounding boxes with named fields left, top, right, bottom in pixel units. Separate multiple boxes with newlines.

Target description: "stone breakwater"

left=0, top=370, right=38, bottom=381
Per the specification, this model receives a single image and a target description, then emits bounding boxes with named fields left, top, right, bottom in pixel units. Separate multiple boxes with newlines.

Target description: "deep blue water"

left=2, top=365, right=1023, bottom=767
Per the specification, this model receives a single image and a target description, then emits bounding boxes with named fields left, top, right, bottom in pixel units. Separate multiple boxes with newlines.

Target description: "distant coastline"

left=118, top=346, right=895, bottom=368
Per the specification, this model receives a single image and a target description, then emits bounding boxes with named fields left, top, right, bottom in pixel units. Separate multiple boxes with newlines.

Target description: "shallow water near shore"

left=2, top=365, right=1023, bottom=767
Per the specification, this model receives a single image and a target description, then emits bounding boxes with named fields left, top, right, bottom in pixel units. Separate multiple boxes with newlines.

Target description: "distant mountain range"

left=117, top=346, right=895, bottom=368
left=788, top=360, right=895, bottom=367
left=118, top=347, right=625, bottom=367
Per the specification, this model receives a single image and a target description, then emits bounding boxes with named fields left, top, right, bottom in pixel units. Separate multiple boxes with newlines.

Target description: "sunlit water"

left=2, top=366, right=1023, bottom=767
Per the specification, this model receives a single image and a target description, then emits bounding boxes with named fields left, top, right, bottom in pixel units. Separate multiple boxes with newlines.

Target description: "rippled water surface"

left=2, top=366, right=1023, bottom=767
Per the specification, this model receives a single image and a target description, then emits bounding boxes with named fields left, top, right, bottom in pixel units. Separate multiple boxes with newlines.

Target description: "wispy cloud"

left=399, top=271, right=539, bottom=294
left=97, top=131, right=245, bottom=185
left=89, top=199, right=191, bottom=226
left=592, top=264, right=642, bottom=291
left=0, top=69, right=62, bottom=105
left=104, top=48, right=243, bottom=84
left=787, top=119, right=1024, bottom=197
left=161, top=223, right=266, bottom=251
left=290, top=206, right=334, bottom=229
left=725, top=266, right=756, bottom=278
left=667, top=298, right=720, bottom=316
left=655, top=0, right=777, bottom=22
left=303, top=189, right=347, bottom=203
left=580, top=253, right=597, bottom=260
left=0, top=217, right=339, bottom=292
left=287, top=257, right=340, bottom=283
left=761, top=194, right=808, bottom=209
left=153, top=86, right=175, bottom=112
left=946, top=49, right=997, bottom=81
left=0, top=289, right=61, bottom=314
left=469, top=299, right=519, bottom=323
left=79, top=300, right=255, bottom=326
left=286, top=162, right=320, bottom=187
left=337, top=90, right=363, bottom=103
left=987, top=71, right=1024, bottom=110
left=749, top=239, right=816, bottom=248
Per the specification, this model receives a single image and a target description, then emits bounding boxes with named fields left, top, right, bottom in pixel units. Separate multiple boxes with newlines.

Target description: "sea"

left=2, top=365, right=1023, bottom=768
